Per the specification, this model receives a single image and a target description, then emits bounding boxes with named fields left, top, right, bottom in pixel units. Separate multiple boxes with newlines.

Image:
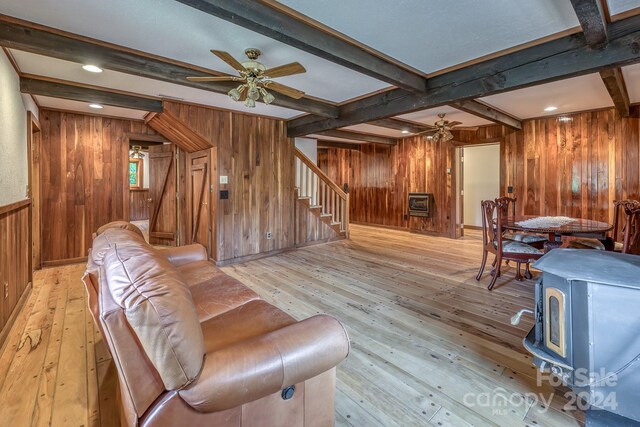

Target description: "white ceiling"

left=398, top=106, right=493, bottom=127
left=277, top=0, right=580, bottom=74
left=607, top=0, right=640, bottom=15
left=9, top=50, right=300, bottom=119
left=0, top=0, right=388, bottom=103
left=35, top=95, right=147, bottom=120
left=622, top=63, right=640, bottom=103
left=2, top=0, right=640, bottom=139
left=479, top=73, right=614, bottom=119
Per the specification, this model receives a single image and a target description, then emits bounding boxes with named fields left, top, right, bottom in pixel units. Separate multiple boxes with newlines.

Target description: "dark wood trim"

left=368, top=117, right=434, bottom=133
left=315, top=129, right=397, bottom=145
left=20, top=76, right=164, bottom=112
left=599, top=67, right=630, bottom=117
left=451, top=100, right=522, bottom=130
left=569, top=0, right=609, bottom=46
left=287, top=13, right=640, bottom=136
left=173, top=0, right=426, bottom=93
left=317, top=140, right=363, bottom=150
left=0, top=15, right=337, bottom=117
left=0, top=198, right=31, bottom=215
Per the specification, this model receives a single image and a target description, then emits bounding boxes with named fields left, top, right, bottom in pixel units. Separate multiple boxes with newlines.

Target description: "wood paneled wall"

left=319, top=137, right=457, bottom=237
left=40, top=110, right=158, bottom=263
left=129, top=189, right=149, bottom=221
left=0, top=199, right=31, bottom=346
left=320, top=107, right=640, bottom=239
left=164, top=102, right=295, bottom=261
left=502, top=107, right=640, bottom=227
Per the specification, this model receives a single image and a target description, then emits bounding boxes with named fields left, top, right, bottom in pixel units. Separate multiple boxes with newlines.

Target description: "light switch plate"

left=219, top=175, right=229, bottom=184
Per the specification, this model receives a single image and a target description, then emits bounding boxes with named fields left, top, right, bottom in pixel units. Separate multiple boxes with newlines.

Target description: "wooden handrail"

left=294, top=148, right=347, bottom=200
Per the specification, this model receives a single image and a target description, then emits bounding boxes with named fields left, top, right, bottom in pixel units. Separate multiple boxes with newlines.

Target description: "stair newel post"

left=345, top=193, right=350, bottom=237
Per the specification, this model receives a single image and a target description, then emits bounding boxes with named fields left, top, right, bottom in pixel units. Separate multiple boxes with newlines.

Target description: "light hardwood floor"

left=0, top=225, right=583, bottom=426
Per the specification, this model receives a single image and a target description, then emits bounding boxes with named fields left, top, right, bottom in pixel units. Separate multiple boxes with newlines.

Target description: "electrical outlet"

left=266, top=232, right=272, bottom=240
left=3, top=283, right=8, bottom=299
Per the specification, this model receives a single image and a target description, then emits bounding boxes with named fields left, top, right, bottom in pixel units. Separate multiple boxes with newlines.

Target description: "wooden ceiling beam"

left=173, top=0, right=427, bottom=93
left=599, top=67, right=630, bottom=116
left=368, top=117, right=434, bottom=133
left=0, top=15, right=337, bottom=118
left=315, top=129, right=397, bottom=145
left=569, top=0, right=609, bottom=46
left=450, top=100, right=522, bottom=130
left=288, top=13, right=640, bottom=137
left=20, top=76, right=164, bottom=112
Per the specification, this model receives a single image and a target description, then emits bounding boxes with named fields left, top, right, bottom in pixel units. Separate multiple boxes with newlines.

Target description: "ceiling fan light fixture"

left=260, top=88, right=275, bottom=105
left=244, top=97, right=256, bottom=108
left=228, top=85, right=244, bottom=102
left=247, top=87, right=260, bottom=101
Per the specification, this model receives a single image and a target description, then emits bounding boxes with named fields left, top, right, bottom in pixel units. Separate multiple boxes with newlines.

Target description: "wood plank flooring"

left=0, top=224, right=583, bottom=426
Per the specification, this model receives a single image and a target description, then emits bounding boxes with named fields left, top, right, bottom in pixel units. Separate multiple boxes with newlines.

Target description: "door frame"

left=185, top=148, right=217, bottom=260
left=27, top=112, right=41, bottom=272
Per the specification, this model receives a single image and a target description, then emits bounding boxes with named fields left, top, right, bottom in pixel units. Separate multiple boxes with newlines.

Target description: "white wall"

left=295, top=137, right=317, bottom=164
left=0, top=50, right=32, bottom=206
left=142, top=152, right=150, bottom=188
left=463, top=144, right=500, bottom=227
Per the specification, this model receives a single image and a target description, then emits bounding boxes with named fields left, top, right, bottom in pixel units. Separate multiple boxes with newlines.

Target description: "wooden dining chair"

left=476, top=200, right=544, bottom=290
left=622, top=204, right=640, bottom=255
left=569, top=199, right=640, bottom=251
left=494, top=196, right=547, bottom=247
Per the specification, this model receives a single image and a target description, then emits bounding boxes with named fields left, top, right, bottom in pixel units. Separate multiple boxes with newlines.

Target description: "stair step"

left=309, top=205, right=322, bottom=210
left=298, top=196, right=311, bottom=200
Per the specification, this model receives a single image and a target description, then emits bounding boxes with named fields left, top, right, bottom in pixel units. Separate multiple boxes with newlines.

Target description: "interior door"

left=148, top=144, right=177, bottom=246
left=186, top=149, right=215, bottom=258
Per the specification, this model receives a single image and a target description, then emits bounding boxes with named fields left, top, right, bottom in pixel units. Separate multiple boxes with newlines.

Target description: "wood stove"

left=408, top=193, right=433, bottom=218
left=514, top=249, right=640, bottom=426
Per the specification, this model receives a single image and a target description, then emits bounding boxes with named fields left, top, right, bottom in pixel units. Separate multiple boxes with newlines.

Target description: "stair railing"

left=294, top=148, right=349, bottom=236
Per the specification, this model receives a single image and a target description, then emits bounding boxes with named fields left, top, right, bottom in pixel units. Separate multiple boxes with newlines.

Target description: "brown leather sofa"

left=82, top=221, right=350, bottom=427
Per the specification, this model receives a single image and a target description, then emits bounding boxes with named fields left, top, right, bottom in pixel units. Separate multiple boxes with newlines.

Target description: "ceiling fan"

left=418, top=113, right=462, bottom=143
left=186, top=48, right=306, bottom=108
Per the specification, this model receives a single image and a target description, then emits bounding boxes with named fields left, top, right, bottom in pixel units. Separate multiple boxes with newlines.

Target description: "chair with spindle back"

left=569, top=199, right=640, bottom=251
left=476, top=200, right=544, bottom=290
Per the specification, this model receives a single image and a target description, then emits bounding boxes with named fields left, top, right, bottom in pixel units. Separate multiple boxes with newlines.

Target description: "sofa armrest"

left=161, top=244, right=208, bottom=267
left=179, top=315, right=349, bottom=412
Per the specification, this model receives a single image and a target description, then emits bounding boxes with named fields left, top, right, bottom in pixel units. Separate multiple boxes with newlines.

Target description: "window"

left=129, top=158, right=143, bottom=189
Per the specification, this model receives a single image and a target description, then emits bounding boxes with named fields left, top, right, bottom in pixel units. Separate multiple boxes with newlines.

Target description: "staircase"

left=294, top=148, right=349, bottom=239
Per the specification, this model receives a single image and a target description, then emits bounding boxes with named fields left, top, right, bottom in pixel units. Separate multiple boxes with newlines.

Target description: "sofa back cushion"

left=91, top=227, right=147, bottom=267
left=103, top=243, right=205, bottom=390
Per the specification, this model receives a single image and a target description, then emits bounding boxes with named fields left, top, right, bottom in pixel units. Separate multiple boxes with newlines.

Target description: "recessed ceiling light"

left=88, top=103, right=103, bottom=109
left=544, top=106, right=558, bottom=112
left=401, top=130, right=410, bottom=134
left=82, top=65, right=103, bottom=73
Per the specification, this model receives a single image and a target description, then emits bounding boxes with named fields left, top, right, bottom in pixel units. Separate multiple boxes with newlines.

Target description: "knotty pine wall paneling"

left=40, top=110, right=158, bottom=263
left=164, top=102, right=295, bottom=262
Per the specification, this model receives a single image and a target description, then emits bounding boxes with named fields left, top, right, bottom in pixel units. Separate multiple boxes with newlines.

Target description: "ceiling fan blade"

left=263, top=62, right=306, bottom=79
left=265, top=82, right=305, bottom=99
left=211, top=50, right=246, bottom=72
left=186, top=76, right=239, bottom=82
left=447, top=121, right=463, bottom=128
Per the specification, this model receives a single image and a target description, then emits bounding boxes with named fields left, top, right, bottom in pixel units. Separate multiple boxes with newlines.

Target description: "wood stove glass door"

left=545, top=287, right=566, bottom=357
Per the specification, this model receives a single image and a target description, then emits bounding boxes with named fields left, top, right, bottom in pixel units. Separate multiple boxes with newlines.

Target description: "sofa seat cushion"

left=176, top=260, right=228, bottom=288
left=103, top=243, right=205, bottom=391
left=189, top=277, right=261, bottom=322
left=201, top=300, right=296, bottom=354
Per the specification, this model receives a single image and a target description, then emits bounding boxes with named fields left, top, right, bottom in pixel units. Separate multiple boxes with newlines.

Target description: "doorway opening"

left=461, top=144, right=501, bottom=231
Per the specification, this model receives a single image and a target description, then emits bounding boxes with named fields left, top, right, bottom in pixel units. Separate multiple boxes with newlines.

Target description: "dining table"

left=502, top=216, right=613, bottom=252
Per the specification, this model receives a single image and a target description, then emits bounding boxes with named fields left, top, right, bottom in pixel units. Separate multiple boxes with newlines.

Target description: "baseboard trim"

left=463, top=225, right=482, bottom=230
left=0, top=282, right=33, bottom=352
left=42, top=256, right=87, bottom=267
left=216, top=247, right=296, bottom=266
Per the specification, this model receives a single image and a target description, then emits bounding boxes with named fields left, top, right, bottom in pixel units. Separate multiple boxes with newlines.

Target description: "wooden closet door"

left=148, top=144, right=177, bottom=246
left=186, top=149, right=215, bottom=258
